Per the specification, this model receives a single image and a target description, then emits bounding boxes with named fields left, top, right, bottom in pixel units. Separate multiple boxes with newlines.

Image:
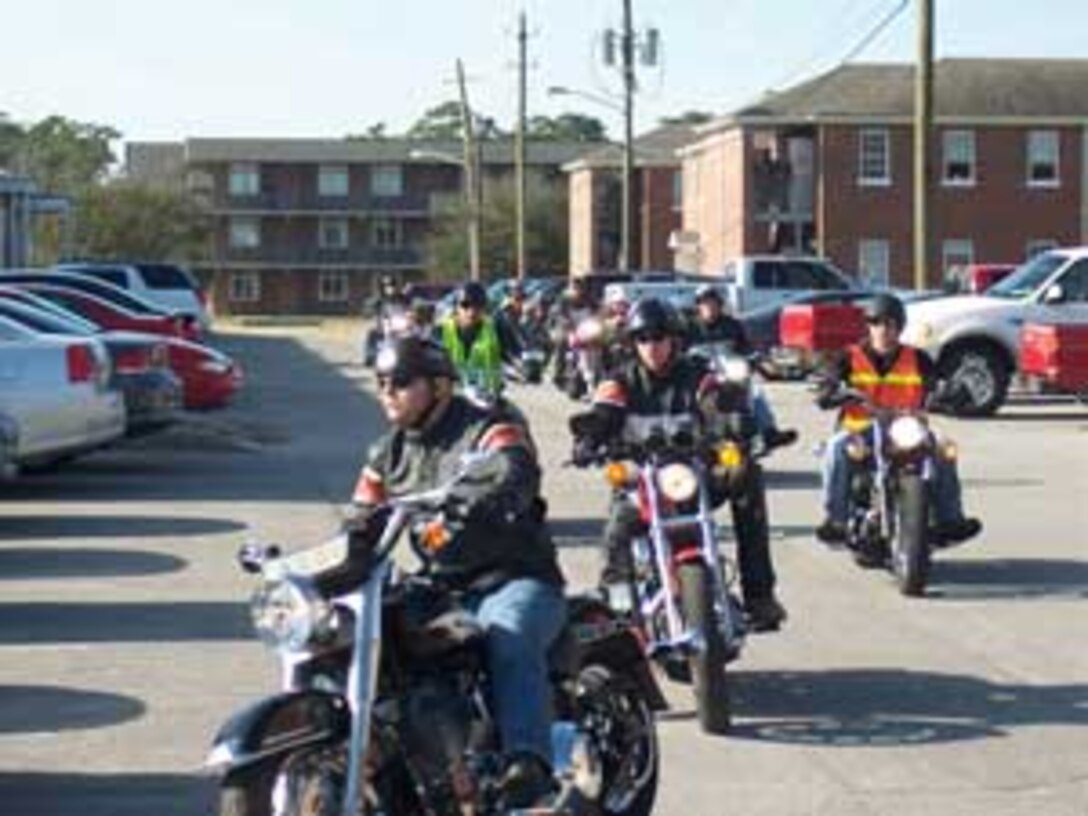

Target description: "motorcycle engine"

left=400, top=676, right=486, bottom=796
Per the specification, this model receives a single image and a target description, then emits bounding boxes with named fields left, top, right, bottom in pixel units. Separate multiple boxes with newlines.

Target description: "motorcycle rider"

left=686, top=284, right=799, bottom=452
left=351, top=336, right=566, bottom=808
left=550, top=277, right=599, bottom=387
left=438, top=281, right=522, bottom=394
left=572, top=297, right=788, bottom=632
left=814, top=293, right=983, bottom=548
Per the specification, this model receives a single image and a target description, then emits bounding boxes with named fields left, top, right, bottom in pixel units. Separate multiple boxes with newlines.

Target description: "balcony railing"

left=218, top=245, right=424, bottom=267
left=213, top=191, right=434, bottom=215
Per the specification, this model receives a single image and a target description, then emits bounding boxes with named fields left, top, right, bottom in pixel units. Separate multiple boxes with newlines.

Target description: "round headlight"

left=576, top=318, right=604, bottom=343
left=889, top=416, right=928, bottom=450
left=250, top=578, right=332, bottom=652
left=657, top=463, right=699, bottom=502
left=721, top=357, right=751, bottom=383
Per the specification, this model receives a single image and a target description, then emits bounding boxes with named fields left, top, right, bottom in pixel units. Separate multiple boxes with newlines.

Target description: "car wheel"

left=940, top=344, right=1010, bottom=417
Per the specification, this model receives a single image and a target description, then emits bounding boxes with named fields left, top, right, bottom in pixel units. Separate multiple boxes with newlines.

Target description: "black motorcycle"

left=206, top=452, right=663, bottom=816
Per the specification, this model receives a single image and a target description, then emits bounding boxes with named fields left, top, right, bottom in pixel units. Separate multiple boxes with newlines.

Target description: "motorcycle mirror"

left=236, top=543, right=280, bottom=574
left=568, top=412, right=604, bottom=438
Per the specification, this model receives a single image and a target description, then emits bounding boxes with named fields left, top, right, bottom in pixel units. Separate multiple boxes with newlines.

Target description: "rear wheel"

left=940, top=344, right=1010, bottom=417
left=892, top=474, right=931, bottom=597
left=677, top=563, right=731, bottom=734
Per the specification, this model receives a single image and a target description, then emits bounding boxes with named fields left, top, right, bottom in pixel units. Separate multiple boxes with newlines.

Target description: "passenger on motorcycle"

left=686, top=284, right=798, bottom=452
left=353, top=336, right=566, bottom=808
left=814, top=293, right=982, bottom=546
left=573, top=297, right=788, bottom=632
left=438, top=282, right=523, bottom=394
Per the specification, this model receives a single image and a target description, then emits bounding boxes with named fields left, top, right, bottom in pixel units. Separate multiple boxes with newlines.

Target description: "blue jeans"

left=466, top=578, right=567, bottom=761
left=752, top=391, right=776, bottom=435
left=821, top=430, right=965, bottom=524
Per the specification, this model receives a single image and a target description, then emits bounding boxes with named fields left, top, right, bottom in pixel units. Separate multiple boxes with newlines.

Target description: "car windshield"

left=986, top=252, right=1067, bottom=299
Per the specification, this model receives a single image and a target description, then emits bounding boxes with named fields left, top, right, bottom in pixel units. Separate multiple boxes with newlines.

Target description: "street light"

left=548, top=83, right=634, bottom=272
left=408, top=148, right=482, bottom=281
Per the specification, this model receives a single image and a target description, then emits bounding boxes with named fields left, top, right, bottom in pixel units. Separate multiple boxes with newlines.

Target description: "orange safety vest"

left=842, top=344, right=926, bottom=425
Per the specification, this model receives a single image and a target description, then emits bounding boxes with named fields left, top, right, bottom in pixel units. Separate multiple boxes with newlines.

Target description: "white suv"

left=56, top=262, right=211, bottom=328
left=903, top=247, right=1088, bottom=415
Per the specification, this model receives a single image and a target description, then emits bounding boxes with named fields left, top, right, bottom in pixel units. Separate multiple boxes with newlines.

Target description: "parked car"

left=719, top=255, right=857, bottom=313
left=944, top=263, right=1017, bottom=295
left=166, top=337, right=243, bottom=409
left=0, top=315, right=126, bottom=467
left=55, top=261, right=211, bottom=328
left=0, top=270, right=203, bottom=340
left=0, top=292, right=182, bottom=434
left=9, top=283, right=201, bottom=341
left=903, top=247, right=1088, bottom=415
left=0, top=410, right=18, bottom=480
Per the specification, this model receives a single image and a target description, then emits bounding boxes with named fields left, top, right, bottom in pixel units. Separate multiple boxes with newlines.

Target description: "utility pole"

left=914, top=0, right=934, bottom=291
left=515, top=11, right=528, bottom=281
left=619, top=0, right=635, bottom=273
left=457, top=59, right=482, bottom=281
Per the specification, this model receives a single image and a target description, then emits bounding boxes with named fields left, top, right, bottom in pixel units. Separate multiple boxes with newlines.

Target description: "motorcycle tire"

left=219, top=749, right=347, bottom=816
left=577, top=665, right=659, bottom=816
left=677, top=562, right=732, bottom=734
left=893, top=473, right=931, bottom=597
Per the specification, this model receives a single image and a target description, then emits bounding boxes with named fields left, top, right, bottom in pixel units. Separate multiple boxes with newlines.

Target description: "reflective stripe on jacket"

left=442, top=317, right=503, bottom=392
left=843, top=344, right=926, bottom=423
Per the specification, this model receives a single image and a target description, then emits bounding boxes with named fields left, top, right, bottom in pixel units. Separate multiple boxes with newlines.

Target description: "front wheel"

left=677, top=563, right=731, bottom=734
left=893, top=473, right=931, bottom=597
left=219, top=747, right=346, bottom=816
left=939, top=345, right=1010, bottom=417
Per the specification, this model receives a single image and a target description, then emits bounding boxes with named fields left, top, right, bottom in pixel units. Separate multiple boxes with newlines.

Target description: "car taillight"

left=114, top=347, right=151, bottom=374
left=66, top=344, right=97, bottom=383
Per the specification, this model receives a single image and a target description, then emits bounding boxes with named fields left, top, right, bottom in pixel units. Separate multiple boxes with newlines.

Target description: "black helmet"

left=456, top=282, right=488, bottom=309
left=376, top=337, right=456, bottom=384
left=628, top=298, right=682, bottom=339
left=863, top=293, right=906, bottom=328
left=694, top=284, right=723, bottom=304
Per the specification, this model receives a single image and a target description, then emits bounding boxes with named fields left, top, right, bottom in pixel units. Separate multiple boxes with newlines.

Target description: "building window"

left=371, top=217, right=402, bottom=248
left=370, top=164, right=403, bottom=197
left=857, top=239, right=891, bottom=287
left=229, top=272, right=260, bottom=303
left=670, top=170, right=682, bottom=211
left=319, top=218, right=349, bottom=250
left=318, top=272, right=349, bottom=303
left=1026, top=130, right=1060, bottom=187
left=942, top=239, right=974, bottom=276
left=857, top=129, right=890, bottom=186
left=942, top=130, right=976, bottom=185
left=228, top=217, right=261, bottom=249
left=228, top=163, right=260, bottom=197
left=1027, top=239, right=1058, bottom=259
left=318, top=165, right=350, bottom=197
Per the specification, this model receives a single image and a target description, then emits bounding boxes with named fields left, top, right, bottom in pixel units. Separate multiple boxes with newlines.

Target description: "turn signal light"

left=940, top=440, right=958, bottom=461
left=845, top=439, right=869, bottom=461
left=421, top=521, right=451, bottom=554
left=717, top=442, right=743, bottom=469
left=603, top=461, right=635, bottom=489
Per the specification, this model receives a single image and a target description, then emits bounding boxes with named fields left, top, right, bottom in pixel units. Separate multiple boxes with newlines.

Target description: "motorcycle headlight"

left=721, top=357, right=751, bottom=383
left=576, top=318, right=604, bottom=344
left=250, top=577, right=333, bottom=652
left=888, top=416, right=928, bottom=451
left=657, top=463, right=699, bottom=503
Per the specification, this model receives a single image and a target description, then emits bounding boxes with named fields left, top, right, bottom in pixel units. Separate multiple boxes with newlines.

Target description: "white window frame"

left=228, top=163, right=260, bottom=197
left=318, top=164, right=350, bottom=197
left=371, top=217, right=402, bottom=248
left=857, top=128, right=891, bottom=187
left=370, top=164, right=403, bottom=197
left=857, top=239, right=891, bottom=287
left=319, top=217, right=349, bottom=250
left=228, top=272, right=260, bottom=303
left=1026, top=239, right=1058, bottom=259
left=942, top=130, right=976, bottom=186
left=318, top=272, right=349, bottom=303
left=1026, top=130, right=1060, bottom=188
left=228, top=216, right=261, bottom=249
left=942, top=239, right=974, bottom=276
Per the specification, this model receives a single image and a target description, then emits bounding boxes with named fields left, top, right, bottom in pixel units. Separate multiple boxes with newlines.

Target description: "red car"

left=13, top=283, right=202, bottom=341
left=166, top=337, right=243, bottom=409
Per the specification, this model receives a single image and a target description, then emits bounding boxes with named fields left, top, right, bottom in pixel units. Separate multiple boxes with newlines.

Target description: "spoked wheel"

left=577, top=665, right=659, bottom=816
left=892, top=474, right=931, bottom=597
left=219, top=748, right=346, bottom=816
left=677, top=562, right=732, bottom=734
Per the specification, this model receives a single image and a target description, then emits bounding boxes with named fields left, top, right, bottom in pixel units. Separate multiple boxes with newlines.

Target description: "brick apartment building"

left=678, top=58, right=1088, bottom=288
left=564, top=124, right=698, bottom=274
left=125, top=139, right=588, bottom=316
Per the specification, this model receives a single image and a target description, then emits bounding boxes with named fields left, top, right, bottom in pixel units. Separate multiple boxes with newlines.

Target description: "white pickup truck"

left=902, top=247, right=1088, bottom=416
left=602, top=255, right=857, bottom=313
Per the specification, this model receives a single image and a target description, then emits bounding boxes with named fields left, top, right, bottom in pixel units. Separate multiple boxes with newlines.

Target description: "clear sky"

left=3, top=0, right=1088, bottom=147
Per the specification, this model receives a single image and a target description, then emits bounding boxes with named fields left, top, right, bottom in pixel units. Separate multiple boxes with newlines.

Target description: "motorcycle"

left=825, top=389, right=945, bottom=596
left=206, top=452, right=663, bottom=816
left=569, top=377, right=768, bottom=735
left=363, top=305, right=415, bottom=368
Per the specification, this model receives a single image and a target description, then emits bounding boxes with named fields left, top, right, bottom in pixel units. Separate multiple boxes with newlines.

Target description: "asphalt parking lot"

left=2, top=324, right=1088, bottom=816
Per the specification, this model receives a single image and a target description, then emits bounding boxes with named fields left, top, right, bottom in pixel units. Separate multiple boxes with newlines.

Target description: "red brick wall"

left=640, top=167, right=682, bottom=270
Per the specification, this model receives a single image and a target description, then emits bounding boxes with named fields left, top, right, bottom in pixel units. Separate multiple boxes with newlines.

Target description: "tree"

left=425, top=175, right=568, bottom=281
left=658, top=110, right=714, bottom=127
left=527, top=113, right=608, bottom=142
left=69, top=182, right=211, bottom=263
left=0, top=112, right=22, bottom=170
left=16, top=115, right=119, bottom=194
left=346, top=123, right=389, bottom=141
left=406, top=101, right=507, bottom=141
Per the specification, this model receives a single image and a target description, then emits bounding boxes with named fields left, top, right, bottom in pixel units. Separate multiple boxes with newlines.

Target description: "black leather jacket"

left=354, top=396, right=563, bottom=591
left=685, top=315, right=752, bottom=356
